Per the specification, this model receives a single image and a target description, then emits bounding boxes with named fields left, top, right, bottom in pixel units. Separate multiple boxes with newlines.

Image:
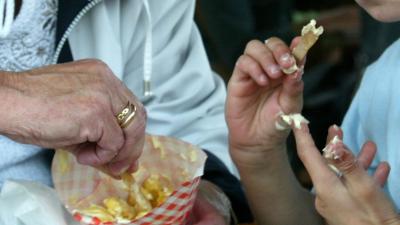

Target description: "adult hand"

left=226, top=37, right=305, bottom=166
left=292, top=123, right=400, bottom=225
left=189, top=180, right=231, bottom=225
left=0, top=59, right=146, bottom=178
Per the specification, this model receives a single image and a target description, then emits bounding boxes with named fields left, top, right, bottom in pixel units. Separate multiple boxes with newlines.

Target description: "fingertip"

left=279, top=53, right=296, bottom=68
left=108, top=160, right=130, bottom=177
left=266, top=64, right=282, bottom=79
left=127, top=161, right=139, bottom=173
left=258, top=74, right=270, bottom=86
left=374, top=161, right=391, bottom=187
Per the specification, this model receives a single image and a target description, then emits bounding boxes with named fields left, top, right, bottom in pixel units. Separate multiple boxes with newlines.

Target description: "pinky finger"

left=373, top=162, right=390, bottom=187
left=235, top=54, right=269, bottom=86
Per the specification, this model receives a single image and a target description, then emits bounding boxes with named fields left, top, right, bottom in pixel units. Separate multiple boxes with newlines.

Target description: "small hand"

left=292, top=123, right=400, bottom=225
left=226, top=37, right=305, bottom=166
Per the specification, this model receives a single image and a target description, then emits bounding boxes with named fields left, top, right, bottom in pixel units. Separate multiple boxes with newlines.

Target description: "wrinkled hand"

left=0, top=59, right=146, bottom=177
left=292, top=123, right=400, bottom=225
left=189, top=180, right=231, bottom=225
left=226, top=37, right=305, bottom=165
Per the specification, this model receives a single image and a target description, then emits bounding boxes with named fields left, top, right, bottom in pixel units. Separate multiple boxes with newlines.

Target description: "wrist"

left=229, top=143, right=287, bottom=172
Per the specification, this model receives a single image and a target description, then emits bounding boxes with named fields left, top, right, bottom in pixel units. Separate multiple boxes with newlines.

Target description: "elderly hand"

left=226, top=37, right=305, bottom=166
left=0, top=59, right=146, bottom=178
left=292, top=123, right=400, bottom=225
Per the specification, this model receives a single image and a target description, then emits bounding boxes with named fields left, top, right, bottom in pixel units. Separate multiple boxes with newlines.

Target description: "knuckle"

left=338, top=159, right=358, bottom=175
left=245, top=39, right=261, bottom=51
left=236, top=55, right=248, bottom=69
left=86, top=59, right=113, bottom=75
left=265, top=37, right=279, bottom=46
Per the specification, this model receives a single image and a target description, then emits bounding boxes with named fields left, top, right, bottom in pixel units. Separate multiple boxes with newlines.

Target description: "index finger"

left=292, top=122, right=338, bottom=188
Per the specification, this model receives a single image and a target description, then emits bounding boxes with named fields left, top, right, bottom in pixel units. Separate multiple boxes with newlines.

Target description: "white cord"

left=142, top=0, right=153, bottom=97
left=0, top=0, right=14, bottom=38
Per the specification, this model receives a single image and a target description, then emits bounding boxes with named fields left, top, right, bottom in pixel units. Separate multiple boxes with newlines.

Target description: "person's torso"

left=351, top=38, right=400, bottom=209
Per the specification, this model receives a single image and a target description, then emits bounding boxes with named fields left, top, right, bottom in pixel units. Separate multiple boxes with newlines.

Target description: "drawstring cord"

left=142, top=0, right=153, bottom=97
left=0, top=0, right=14, bottom=38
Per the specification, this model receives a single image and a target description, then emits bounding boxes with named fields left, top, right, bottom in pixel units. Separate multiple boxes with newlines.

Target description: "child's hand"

left=293, top=124, right=400, bottom=225
left=226, top=37, right=304, bottom=166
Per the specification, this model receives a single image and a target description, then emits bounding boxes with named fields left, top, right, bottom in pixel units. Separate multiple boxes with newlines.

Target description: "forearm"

left=232, top=146, right=323, bottom=225
left=0, top=72, right=22, bottom=136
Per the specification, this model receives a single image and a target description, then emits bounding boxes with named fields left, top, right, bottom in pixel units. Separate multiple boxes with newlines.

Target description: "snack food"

left=322, top=135, right=342, bottom=176
left=282, top=19, right=324, bottom=74
left=275, top=112, right=310, bottom=130
left=52, top=135, right=207, bottom=225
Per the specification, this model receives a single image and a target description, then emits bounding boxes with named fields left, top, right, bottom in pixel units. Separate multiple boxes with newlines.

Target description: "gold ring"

left=117, top=102, right=137, bottom=128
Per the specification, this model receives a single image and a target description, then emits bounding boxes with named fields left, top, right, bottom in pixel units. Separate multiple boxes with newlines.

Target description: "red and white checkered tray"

left=52, top=135, right=207, bottom=225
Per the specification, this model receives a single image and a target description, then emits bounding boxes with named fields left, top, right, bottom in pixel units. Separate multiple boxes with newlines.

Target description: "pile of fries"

left=78, top=170, right=174, bottom=223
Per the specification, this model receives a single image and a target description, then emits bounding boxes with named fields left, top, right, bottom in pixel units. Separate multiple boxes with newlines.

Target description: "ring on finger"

left=117, top=102, right=137, bottom=128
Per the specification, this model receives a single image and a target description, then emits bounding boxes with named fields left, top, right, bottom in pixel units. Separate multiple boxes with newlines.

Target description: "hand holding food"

left=226, top=38, right=305, bottom=166
left=0, top=59, right=146, bottom=177
left=291, top=121, right=400, bottom=225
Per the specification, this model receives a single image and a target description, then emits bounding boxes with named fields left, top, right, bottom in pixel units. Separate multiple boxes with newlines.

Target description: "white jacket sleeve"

left=123, top=0, right=235, bottom=173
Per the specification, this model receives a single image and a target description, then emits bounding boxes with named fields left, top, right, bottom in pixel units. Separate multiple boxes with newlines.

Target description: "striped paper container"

left=52, top=135, right=207, bottom=225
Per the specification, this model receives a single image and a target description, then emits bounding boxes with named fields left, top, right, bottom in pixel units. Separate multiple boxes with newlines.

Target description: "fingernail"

left=268, top=64, right=280, bottom=75
left=259, top=74, right=268, bottom=83
left=333, top=124, right=340, bottom=131
left=281, top=53, right=295, bottom=65
left=281, top=53, right=291, bottom=62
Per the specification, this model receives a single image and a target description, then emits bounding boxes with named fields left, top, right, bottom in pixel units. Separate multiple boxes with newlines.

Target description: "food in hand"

left=275, top=113, right=310, bottom=130
left=322, top=135, right=342, bottom=175
left=282, top=19, right=324, bottom=74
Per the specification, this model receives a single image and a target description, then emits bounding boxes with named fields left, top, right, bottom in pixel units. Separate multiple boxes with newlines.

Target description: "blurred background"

left=194, top=0, right=400, bottom=189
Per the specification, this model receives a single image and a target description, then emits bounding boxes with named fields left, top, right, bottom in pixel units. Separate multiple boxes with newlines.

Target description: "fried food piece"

left=79, top=204, right=115, bottom=222
left=103, top=197, right=136, bottom=220
left=282, top=19, right=324, bottom=74
left=79, top=172, right=174, bottom=222
left=292, top=19, right=324, bottom=61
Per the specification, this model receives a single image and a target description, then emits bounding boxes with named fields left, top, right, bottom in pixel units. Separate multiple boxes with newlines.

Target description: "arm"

left=226, top=37, right=323, bottom=225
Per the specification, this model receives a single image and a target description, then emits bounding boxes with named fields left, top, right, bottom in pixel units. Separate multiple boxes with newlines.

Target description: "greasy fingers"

left=325, top=143, right=376, bottom=191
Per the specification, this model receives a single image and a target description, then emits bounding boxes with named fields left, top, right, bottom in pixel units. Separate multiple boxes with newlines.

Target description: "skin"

left=0, top=59, right=146, bottom=177
left=293, top=123, right=400, bottom=225
left=355, top=0, right=400, bottom=22
left=0, top=59, right=228, bottom=223
left=226, top=34, right=400, bottom=224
